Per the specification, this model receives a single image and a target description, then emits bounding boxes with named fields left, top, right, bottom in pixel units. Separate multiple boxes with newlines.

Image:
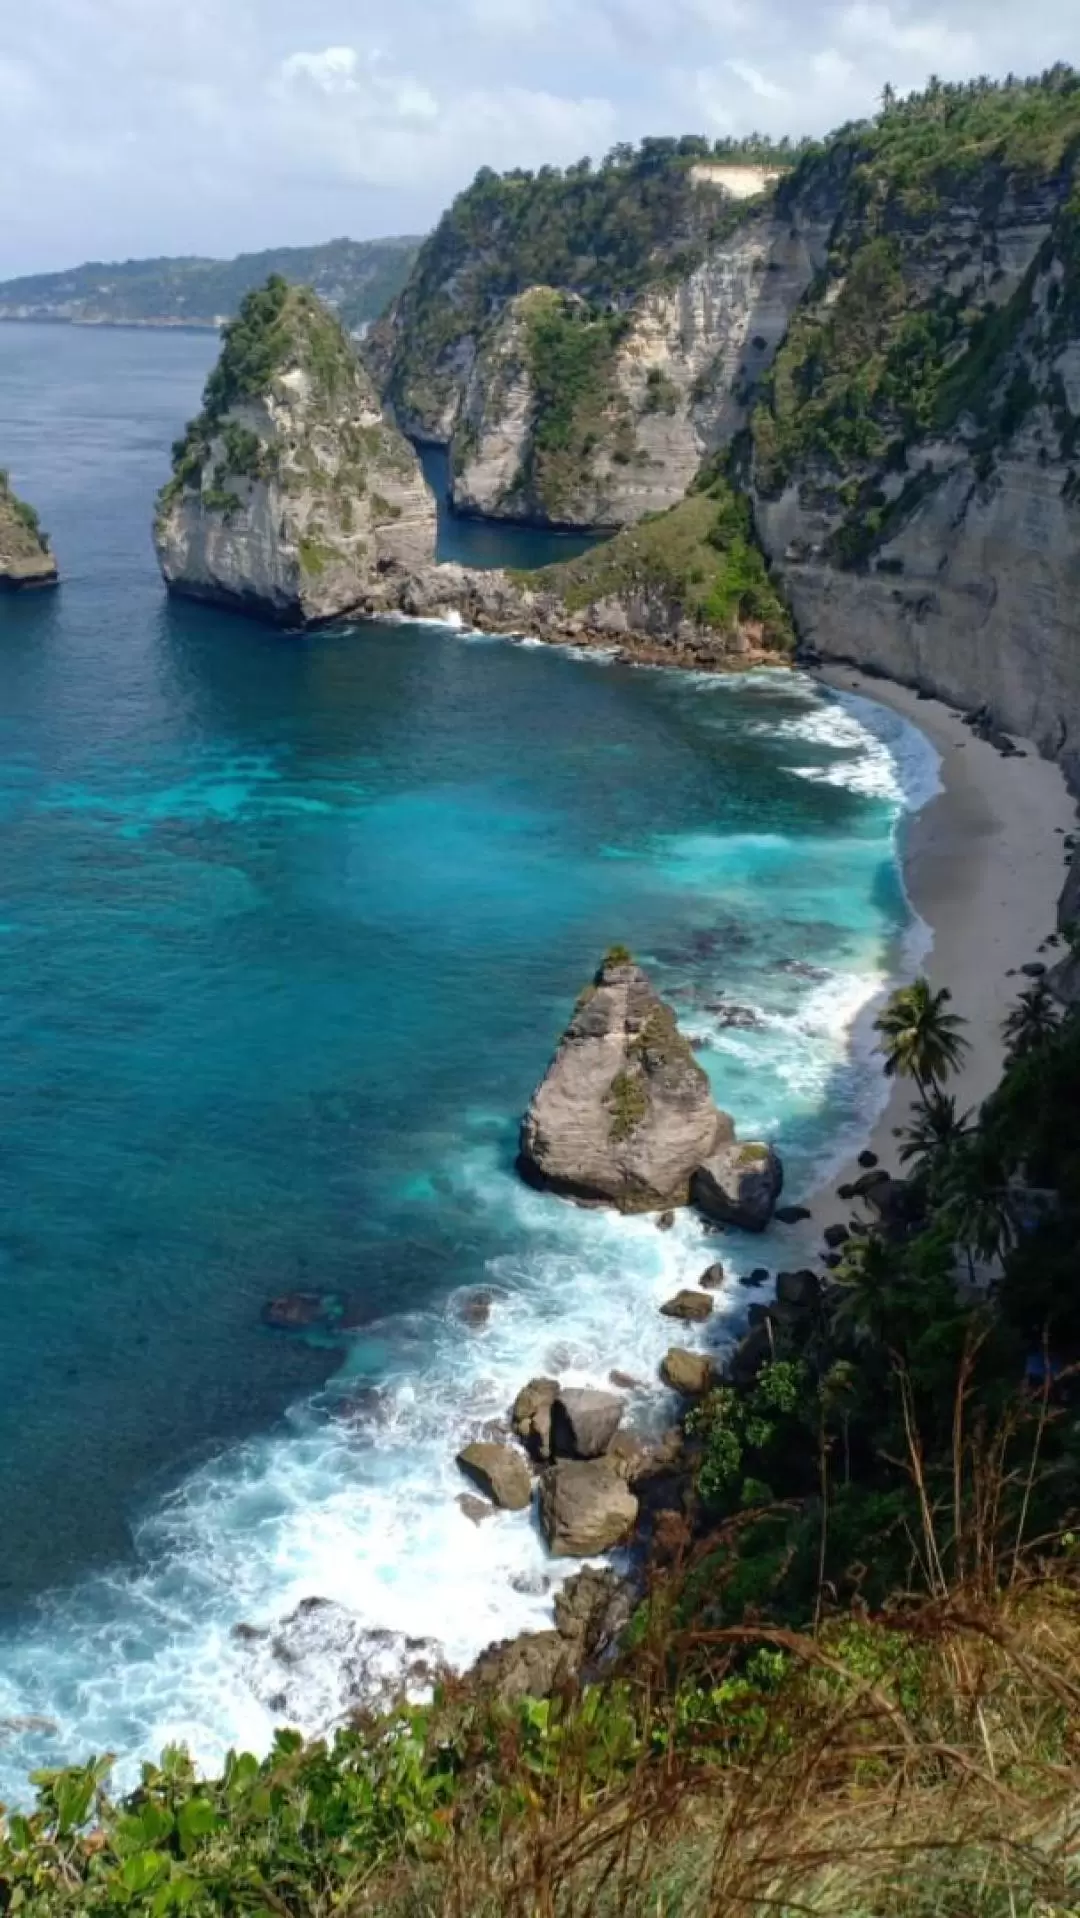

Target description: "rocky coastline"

left=0, top=470, right=57, bottom=591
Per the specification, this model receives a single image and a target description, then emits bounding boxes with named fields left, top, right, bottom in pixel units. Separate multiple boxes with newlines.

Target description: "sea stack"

left=0, top=469, right=57, bottom=590
left=153, top=275, right=435, bottom=625
left=518, top=949, right=734, bottom=1212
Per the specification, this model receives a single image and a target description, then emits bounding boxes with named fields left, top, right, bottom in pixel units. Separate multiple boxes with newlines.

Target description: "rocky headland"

left=517, top=948, right=781, bottom=1222
left=0, top=469, right=57, bottom=590
left=154, top=276, right=435, bottom=625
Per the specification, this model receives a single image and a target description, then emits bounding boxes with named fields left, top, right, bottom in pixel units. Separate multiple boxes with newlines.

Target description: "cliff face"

left=748, top=79, right=1080, bottom=771
left=370, top=145, right=832, bottom=529
left=155, top=277, right=435, bottom=625
left=0, top=470, right=57, bottom=590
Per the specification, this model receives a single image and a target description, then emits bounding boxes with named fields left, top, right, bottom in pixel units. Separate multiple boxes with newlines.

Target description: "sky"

left=1, top=0, right=1076, bottom=277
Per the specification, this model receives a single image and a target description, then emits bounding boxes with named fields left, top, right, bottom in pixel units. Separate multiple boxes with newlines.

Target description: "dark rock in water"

left=454, top=1288, right=500, bottom=1328
left=656, top=1210, right=676, bottom=1231
left=237, top=1597, right=443, bottom=1725
left=539, top=1461, right=638, bottom=1556
left=456, top=1441, right=533, bottom=1511
left=659, top=1289, right=713, bottom=1323
left=857, top=1150, right=879, bottom=1169
left=660, top=1348, right=714, bottom=1396
left=550, top=1388, right=624, bottom=1461
left=609, top=1368, right=644, bottom=1391
left=1021, top=962, right=1047, bottom=978
left=749, top=1266, right=770, bottom=1285
left=706, top=1001, right=764, bottom=1030
left=457, top=1493, right=497, bottom=1526
left=691, top=1141, right=783, bottom=1233
left=517, top=951, right=733, bottom=1212
left=699, top=1261, right=727, bottom=1288
left=824, top=1223, right=850, bottom=1250
left=774, top=1204, right=812, bottom=1225
left=511, top=1377, right=561, bottom=1461
left=261, top=1292, right=336, bottom=1330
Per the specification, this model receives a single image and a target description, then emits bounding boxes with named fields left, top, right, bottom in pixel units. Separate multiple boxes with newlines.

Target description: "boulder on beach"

left=518, top=951, right=733, bottom=1212
left=660, top=1348, right=715, bottom=1396
left=511, top=1377, right=561, bottom=1460
left=550, top=1388, right=624, bottom=1460
left=659, top=1289, right=714, bottom=1322
left=539, top=1460, right=639, bottom=1556
left=824, top=1222, right=850, bottom=1249
left=774, top=1204, right=812, bottom=1225
left=456, top=1441, right=533, bottom=1511
left=691, top=1141, right=783, bottom=1233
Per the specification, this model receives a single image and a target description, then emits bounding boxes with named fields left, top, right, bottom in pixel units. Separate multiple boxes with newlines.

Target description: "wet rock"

left=456, top=1441, right=533, bottom=1510
left=261, top=1292, right=336, bottom=1330
left=699, top=1261, right=727, bottom=1288
left=457, top=1493, right=497, bottom=1525
left=238, top=1598, right=443, bottom=1725
left=550, top=1388, right=624, bottom=1461
left=606, top=1427, right=682, bottom=1486
left=517, top=951, right=733, bottom=1212
left=823, top=1223, right=850, bottom=1250
left=539, top=1461, right=639, bottom=1557
left=511, top=1377, right=561, bottom=1461
left=691, top=1141, right=783, bottom=1233
left=656, top=1210, right=676, bottom=1231
left=660, top=1348, right=715, bottom=1396
left=857, top=1150, right=879, bottom=1169
left=454, top=1288, right=499, bottom=1328
left=774, top=1204, right=811, bottom=1225
left=609, top=1368, right=644, bottom=1391
left=659, top=1289, right=714, bottom=1323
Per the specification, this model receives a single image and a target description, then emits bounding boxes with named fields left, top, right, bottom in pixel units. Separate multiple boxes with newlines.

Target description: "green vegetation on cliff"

left=373, top=138, right=784, bottom=436
left=157, top=278, right=365, bottom=516
left=753, top=66, right=1080, bottom=562
left=0, top=467, right=55, bottom=583
left=526, top=461, right=794, bottom=648
left=0, top=237, right=420, bottom=333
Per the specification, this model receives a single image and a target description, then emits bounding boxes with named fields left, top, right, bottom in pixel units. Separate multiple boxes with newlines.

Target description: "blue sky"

left=1, top=0, right=1076, bottom=275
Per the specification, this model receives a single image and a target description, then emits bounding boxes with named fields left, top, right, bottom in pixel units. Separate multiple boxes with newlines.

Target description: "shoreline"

left=801, top=665, right=1076, bottom=1229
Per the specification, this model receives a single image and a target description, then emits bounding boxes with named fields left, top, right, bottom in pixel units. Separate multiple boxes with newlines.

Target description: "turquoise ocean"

left=0, top=322, right=938, bottom=1799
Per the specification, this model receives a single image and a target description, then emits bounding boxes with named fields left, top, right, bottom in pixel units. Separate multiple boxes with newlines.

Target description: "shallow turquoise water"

left=0, top=323, right=938, bottom=1795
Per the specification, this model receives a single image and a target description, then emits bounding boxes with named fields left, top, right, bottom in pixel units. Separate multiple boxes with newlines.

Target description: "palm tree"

left=898, top=1088, right=973, bottom=1181
left=940, top=1142, right=1016, bottom=1284
left=1003, top=980, right=1060, bottom=1060
left=829, top=1234, right=901, bottom=1347
left=875, top=978, right=970, bottom=1109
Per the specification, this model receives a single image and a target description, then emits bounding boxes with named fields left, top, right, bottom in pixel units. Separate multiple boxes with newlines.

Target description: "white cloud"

left=726, top=58, right=791, bottom=102
left=280, top=46, right=362, bottom=93
left=0, top=0, right=1076, bottom=274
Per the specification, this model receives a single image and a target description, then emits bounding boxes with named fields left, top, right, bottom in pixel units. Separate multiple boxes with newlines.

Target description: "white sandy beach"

left=803, top=666, right=1077, bottom=1227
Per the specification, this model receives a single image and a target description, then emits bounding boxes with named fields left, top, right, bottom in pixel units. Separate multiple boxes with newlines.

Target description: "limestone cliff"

left=370, top=142, right=832, bottom=529
left=0, top=470, right=57, bottom=590
left=155, top=276, right=435, bottom=625
left=748, top=74, right=1080, bottom=774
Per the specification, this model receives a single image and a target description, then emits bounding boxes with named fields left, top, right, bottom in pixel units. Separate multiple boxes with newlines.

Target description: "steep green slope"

left=369, top=137, right=800, bottom=443
left=0, top=468, right=57, bottom=588
left=0, top=237, right=421, bottom=333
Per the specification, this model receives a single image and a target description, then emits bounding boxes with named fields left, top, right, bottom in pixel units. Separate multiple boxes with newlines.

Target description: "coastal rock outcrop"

left=154, top=276, right=435, bottom=625
left=511, top=1377, right=561, bottom=1461
left=518, top=951, right=733, bottom=1212
left=539, top=1460, right=639, bottom=1557
left=660, top=1349, right=715, bottom=1396
left=456, top=1441, right=533, bottom=1511
left=0, top=470, right=57, bottom=590
left=549, top=1389, right=624, bottom=1460
left=691, top=1140, right=784, bottom=1233
left=469, top=1568, right=633, bottom=1701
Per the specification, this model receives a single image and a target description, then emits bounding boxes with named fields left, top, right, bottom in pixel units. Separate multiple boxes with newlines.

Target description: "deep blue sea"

left=0, top=321, right=939, bottom=1797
